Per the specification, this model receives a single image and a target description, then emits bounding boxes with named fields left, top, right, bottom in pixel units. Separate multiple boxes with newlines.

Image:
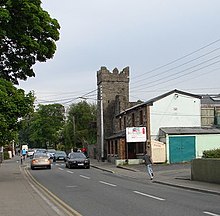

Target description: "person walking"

left=143, top=151, right=154, bottom=180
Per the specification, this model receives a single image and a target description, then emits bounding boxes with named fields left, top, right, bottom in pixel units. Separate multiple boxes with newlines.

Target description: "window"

left=115, top=140, right=118, bottom=154
left=137, top=142, right=144, bottom=153
left=132, top=113, right=135, bottom=126
left=119, top=118, right=122, bottom=130
left=123, top=116, right=126, bottom=129
left=139, top=110, right=143, bottom=125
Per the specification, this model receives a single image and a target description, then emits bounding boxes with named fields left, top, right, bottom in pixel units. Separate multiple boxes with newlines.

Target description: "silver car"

left=30, top=153, right=51, bottom=170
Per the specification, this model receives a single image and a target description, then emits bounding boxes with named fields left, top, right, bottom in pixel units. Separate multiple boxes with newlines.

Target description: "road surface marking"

left=67, top=170, right=74, bottom=174
left=66, top=185, right=77, bottom=188
left=204, top=211, right=220, bottom=216
left=29, top=182, right=65, bottom=216
left=133, top=191, right=165, bottom=201
left=99, top=181, right=117, bottom=187
left=80, top=175, right=90, bottom=179
left=58, top=168, right=64, bottom=171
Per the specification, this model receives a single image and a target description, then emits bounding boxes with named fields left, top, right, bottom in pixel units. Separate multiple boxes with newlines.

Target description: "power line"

left=132, top=38, right=220, bottom=81
left=131, top=46, right=220, bottom=86
left=131, top=55, right=220, bottom=91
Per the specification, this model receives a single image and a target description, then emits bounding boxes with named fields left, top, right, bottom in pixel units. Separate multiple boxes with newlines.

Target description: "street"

left=29, top=162, right=220, bottom=216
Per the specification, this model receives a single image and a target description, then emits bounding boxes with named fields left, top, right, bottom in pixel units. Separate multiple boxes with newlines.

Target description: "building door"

left=169, top=136, right=195, bottom=163
left=127, top=143, right=136, bottom=159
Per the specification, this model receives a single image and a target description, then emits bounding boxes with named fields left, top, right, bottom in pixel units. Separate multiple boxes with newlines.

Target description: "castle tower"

left=97, top=66, right=130, bottom=160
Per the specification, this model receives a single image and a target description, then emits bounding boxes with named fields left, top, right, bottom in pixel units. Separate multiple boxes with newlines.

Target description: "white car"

left=27, top=149, right=35, bottom=157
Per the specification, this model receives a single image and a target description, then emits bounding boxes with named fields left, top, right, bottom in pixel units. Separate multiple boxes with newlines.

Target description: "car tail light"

left=32, top=159, right=38, bottom=164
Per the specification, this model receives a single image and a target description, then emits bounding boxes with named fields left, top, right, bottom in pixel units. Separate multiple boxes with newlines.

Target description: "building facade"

left=96, top=66, right=130, bottom=161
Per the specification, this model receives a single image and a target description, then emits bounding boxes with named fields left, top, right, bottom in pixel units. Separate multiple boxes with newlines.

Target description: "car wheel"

left=31, top=166, right=35, bottom=170
left=65, top=163, right=68, bottom=168
left=48, top=165, right=51, bottom=169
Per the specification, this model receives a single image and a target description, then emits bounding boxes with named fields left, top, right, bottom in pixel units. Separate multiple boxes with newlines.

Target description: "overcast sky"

left=19, top=0, right=220, bottom=106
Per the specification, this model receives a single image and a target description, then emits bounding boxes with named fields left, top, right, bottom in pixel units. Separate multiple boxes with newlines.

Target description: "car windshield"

left=55, top=151, right=66, bottom=156
left=70, top=153, right=86, bottom=159
left=34, top=153, right=48, bottom=158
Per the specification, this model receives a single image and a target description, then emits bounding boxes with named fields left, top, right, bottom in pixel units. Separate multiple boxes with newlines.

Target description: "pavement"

left=1, top=156, right=220, bottom=216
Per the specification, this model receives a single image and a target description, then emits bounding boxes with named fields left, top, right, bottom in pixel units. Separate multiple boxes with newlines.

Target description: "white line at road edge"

left=204, top=211, right=220, bottom=216
left=80, top=175, right=90, bottom=179
left=58, top=168, right=64, bottom=170
left=133, top=191, right=165, bottom=201
left=30, top=182, right=64, bottom=216
left=99, top=181, right=117, bottom=187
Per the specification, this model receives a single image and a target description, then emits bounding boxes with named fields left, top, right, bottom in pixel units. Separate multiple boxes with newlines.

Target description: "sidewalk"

left=90, top=158, right=220, bottom=196
left=0, top=156, right=72, bottom=216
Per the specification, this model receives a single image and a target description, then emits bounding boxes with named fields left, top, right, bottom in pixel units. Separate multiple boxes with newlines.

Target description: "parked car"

left=30, top=153, right=51, bottom=170
left=65, top=152, right=90, bottom=169
left=53, top=151, right=67, bottom=162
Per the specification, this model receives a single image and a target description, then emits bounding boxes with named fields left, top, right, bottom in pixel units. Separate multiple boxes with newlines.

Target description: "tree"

left=64, top=101, right=97, bottom=150
left=0, top=0, right=60, bottom=84
left=0, top=78, right=34, bottom=146
left=19, top=104, right=65, bottom=148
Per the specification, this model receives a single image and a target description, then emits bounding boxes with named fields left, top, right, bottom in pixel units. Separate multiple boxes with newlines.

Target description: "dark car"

left=53, top=151, right=67, bottom=162
left=65, top=152, right=90, bottom=169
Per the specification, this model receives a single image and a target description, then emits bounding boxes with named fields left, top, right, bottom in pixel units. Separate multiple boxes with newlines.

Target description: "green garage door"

left=169, top=136, right=195, bottom=163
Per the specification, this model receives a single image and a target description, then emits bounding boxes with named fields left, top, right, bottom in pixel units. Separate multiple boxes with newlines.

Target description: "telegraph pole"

left=100, top=85, right=104, bottom=161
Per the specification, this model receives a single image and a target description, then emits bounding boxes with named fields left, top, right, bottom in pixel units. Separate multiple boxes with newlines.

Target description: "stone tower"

left=97, top=66, right=130, bottom=160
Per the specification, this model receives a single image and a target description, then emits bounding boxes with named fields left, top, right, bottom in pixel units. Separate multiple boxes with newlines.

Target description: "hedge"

left=202, top=148, right=220, bottom=158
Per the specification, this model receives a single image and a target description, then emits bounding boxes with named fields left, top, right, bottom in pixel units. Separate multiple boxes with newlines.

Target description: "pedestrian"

left=143, top=150, right=154, bottom=180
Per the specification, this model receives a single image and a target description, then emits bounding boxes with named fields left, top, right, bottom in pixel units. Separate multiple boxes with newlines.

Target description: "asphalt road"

left=29, top=162, right=220, bottom=216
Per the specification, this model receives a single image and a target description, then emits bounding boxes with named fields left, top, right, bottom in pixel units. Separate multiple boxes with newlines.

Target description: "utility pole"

left=100, top=85, right=104, bottom=161
left=72, top=116, right=76, bottom=152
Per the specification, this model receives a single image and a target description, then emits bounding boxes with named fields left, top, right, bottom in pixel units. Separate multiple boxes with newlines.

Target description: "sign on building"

left=126, top=127, right=147, bottom=142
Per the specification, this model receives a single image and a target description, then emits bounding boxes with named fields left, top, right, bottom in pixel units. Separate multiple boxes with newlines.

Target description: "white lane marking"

left=58, top=168, right=64, bottom=171
left=99, top=181, right=117, bottom=187
left=66, top=186, right=77, bottom=188
left=67, top=170, right=74, bottom=174
left=204, top=211, right=220, bottom=216
left=133, top=191, right=165, bottom=201
left=80, top=175, right=90, bottom=179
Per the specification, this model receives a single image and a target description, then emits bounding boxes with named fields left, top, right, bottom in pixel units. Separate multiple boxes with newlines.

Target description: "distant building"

left=201, top=94, right=220, bottom=127
left=96, top=66, right=220, bottom=164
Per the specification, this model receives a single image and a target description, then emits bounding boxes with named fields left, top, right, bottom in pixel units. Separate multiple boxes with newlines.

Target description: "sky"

left=19, top=0, right=220, bottom=106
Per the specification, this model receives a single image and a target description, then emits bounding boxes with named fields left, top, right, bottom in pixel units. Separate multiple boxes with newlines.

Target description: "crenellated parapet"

left=97, top=66, right=129, bottom=85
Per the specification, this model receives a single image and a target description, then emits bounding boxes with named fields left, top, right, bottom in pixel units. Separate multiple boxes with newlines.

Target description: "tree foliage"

left=0, top=0, right=60, bottom=84
left=0, top=78, right=34, bottom=146
left=64, top=101, right=97, bottom=150
left=19, top=103, right=65, bottom=148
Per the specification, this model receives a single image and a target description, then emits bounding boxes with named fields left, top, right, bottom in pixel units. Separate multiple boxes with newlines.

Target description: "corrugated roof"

left=160, top=127, right=220, bottom=135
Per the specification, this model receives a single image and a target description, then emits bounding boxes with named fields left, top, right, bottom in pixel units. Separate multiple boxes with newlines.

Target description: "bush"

left=202, top=148, right=220, bottom=158
left=3, top=152, right=10, bottom=160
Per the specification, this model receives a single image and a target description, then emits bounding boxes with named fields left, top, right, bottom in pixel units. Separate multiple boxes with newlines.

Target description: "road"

left=29, top=162, right=220, bottom=216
